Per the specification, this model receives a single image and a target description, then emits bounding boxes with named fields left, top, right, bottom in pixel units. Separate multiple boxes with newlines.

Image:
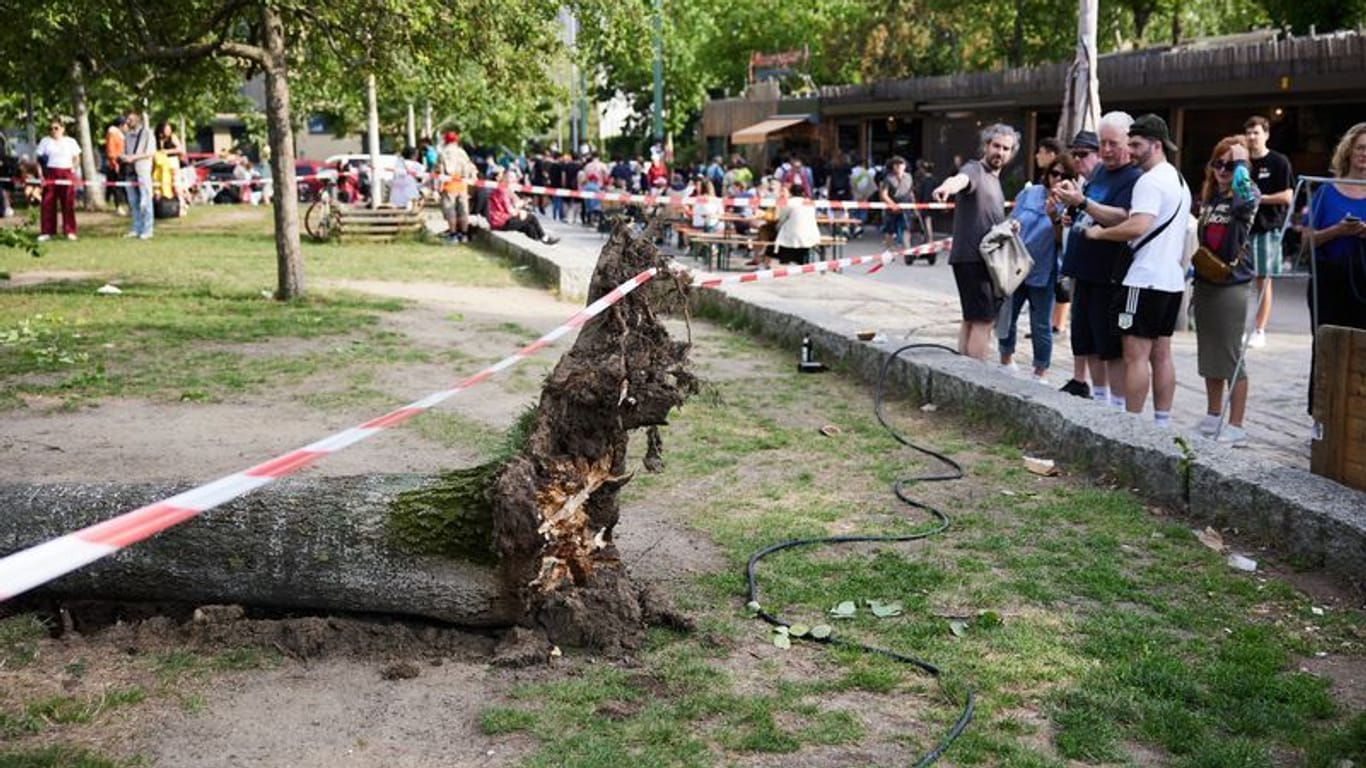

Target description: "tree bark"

left=70, top=60, right=104, bottom=210
left=492, top=221, right=696, bottom=653
left=406, top=102, right=416, bottom=150
left=259, top=3, right=304, bottom=300
left=366, top=72, right=382, bottom=209
left=0, top=476, right=516, bottom=626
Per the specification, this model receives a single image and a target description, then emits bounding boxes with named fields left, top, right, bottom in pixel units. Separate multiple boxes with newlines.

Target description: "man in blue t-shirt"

left=1055, top=112, right=1143, bottom=409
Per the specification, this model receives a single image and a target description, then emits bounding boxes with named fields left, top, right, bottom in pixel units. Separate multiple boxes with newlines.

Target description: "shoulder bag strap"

left=1131, top=174, right=1187, bottom=255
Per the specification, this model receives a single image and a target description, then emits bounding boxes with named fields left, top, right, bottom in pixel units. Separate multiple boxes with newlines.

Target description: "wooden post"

left=1310, top=326, right=1366, bottom=492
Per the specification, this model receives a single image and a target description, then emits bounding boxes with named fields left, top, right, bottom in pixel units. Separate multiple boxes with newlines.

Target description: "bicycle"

left=303, top=177, right=341, bottom=242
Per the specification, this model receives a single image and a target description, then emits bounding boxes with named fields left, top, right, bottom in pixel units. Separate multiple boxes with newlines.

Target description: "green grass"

left=478, top=327, right=1365, bottom=767
left=0, top=614, right=48, bottom=670
left=0, top=207, right=537, bottom=408
left=0, top=745, right=139, bottom=767
left=0, top=687, right=146, bottom=739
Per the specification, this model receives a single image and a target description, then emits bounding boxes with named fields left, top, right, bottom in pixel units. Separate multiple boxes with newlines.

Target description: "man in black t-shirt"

left=932, top=124, right=1018, bottom=361
left=1244, top=115, right=1294, bottom=348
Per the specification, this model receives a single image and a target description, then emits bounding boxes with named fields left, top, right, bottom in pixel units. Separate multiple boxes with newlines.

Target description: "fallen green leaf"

left=773, top=633, right=791, bottom=650
left=949, top=620, right=968, bottom=637
left=830, top=601, right=857, bottom=618
left=809, top=624, right=832, bottom=639
left=788, top=623, right=810, bottom=638
left=745, top=601, right=761, bottom=616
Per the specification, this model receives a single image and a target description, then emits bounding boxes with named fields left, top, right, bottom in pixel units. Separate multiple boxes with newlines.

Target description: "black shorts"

left=952, top=261, right=1000, bottom=322
left=1054, top=276, right=1073, bottom=304
left=1070, top=279, right=1123, bottom=360
left=1114, top=285, right=1182, bottom=339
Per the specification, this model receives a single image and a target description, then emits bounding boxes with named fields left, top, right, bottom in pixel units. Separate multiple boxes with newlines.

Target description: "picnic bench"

left=336, top=203, right=425, bottom=242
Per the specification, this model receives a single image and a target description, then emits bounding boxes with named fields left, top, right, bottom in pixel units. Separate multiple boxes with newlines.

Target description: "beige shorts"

left=442, top=191, right=469, bottom=221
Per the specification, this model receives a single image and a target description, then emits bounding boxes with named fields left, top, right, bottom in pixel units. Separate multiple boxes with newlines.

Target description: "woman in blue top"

left=998, top=155, right=1075, bottom=382
left=1306, top=122, right=1366, bottom=413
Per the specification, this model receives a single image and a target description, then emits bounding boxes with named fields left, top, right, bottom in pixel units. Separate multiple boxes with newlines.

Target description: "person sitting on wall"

left=487, top=168, right=559, bottom=246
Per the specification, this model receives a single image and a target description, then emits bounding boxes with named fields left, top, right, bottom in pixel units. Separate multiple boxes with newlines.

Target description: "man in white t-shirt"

left=35, top=120, right=83, bottom=240
left=1082, top=114, right=1191, bottom=426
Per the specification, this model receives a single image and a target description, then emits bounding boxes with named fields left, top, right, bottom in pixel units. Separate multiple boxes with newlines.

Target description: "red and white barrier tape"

left=1, top=173, right=968, bottom=211
left=467, top=177, right=956, bottom=211
left=689, top=238, right=952, bottom=289
left=0, top=267, right=659, bottom=602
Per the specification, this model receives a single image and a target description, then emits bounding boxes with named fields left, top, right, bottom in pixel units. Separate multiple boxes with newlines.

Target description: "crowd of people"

left=931, top=114, right=1366, bottom=445
left=6, top=112, right=1364, bottom=443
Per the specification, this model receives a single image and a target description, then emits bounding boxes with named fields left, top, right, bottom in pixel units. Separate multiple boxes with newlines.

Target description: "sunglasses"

left=1209, top=159, right=1247, bottom=172
left=1047, top=169, right=1073, bottom=179
left=1070, top=150, right=1093, bottom=159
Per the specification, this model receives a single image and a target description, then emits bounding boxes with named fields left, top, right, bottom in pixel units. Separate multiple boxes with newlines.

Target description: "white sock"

left=1091, top=386, right=1108, bottom=402
left=1110, top=395, right=1126, bottom=409
left=1154, top=411, right=1171, bottom=426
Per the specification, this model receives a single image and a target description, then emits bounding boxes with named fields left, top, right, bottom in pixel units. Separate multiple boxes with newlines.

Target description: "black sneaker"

left=1059, top=379, right=1091, bottom=398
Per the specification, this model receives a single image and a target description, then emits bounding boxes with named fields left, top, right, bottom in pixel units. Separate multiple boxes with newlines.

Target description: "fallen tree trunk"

left=0, top=475, right=518, bottom=626
left=2, top=223, right=696, bottom=650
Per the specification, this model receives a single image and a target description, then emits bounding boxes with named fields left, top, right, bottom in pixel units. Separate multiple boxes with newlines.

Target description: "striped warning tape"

left=0, top=267, right=659, bottom=602
left=689, top=238, right=953, bottom=289
left=0, top=232, right=950, bottom=601
left=1, top=172, right=970, bottom=211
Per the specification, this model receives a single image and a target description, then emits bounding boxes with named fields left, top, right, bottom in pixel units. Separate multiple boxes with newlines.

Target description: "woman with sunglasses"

left=998, top=155, right=1076, bottom=383
left=35, top=119, right=82, bottom=241
left=1192, top=135, right=1259, bottom=446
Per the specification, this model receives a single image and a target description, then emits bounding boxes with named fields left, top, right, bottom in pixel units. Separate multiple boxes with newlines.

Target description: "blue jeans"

left=551, top=195, right=565, bottom=221
left=127, top=171, right=154, bottom=237
left=998, top=282, right=1055, bottom=371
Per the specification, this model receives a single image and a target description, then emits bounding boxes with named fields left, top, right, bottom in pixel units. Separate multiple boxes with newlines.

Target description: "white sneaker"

left=997, top=362, right=1019, bottom=376
left=1032, top=373, right=1051, bottom=386
left=37, top=234, right=51, bottom=242
left=66, top=234, right=77, bottom=241
left=1216, top=425, right=1248, bottom=447
left=138, top=233, right=152, bottom=240
left=1247, top=329, right=1266, bottom=349
left=1198, top=414, right=1222, bottom=437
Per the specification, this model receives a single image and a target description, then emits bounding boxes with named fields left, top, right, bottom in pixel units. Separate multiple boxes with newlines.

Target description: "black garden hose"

left=744, top=342, right=973, bottom=766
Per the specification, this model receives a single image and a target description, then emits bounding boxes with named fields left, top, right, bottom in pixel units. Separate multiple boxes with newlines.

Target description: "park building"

left=702, top=28, right=1366, bottom=190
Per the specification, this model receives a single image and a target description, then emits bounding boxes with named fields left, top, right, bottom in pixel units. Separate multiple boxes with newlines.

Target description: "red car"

left=295, top=159, right=327, bottom=201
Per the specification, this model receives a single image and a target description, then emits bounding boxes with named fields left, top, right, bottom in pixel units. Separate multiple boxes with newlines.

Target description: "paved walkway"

left=525, top=215, right=1315, bottom=471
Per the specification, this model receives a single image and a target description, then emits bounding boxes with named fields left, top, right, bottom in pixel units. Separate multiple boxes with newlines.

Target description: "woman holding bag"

left=1192, top=135, right=1259, bottom=445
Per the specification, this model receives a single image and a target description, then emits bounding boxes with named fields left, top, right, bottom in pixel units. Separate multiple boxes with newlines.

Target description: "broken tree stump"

left=492, top=220, right=697, bottom=653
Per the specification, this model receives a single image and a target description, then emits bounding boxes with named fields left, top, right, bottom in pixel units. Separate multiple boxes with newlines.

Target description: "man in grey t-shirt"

left=932, top=123, right=1018, bottom=361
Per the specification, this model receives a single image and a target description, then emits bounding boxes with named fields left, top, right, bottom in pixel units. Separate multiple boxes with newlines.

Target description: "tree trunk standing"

left=366, top=72, right=382, bottom=209
left=406, top=102, right=416, bottom=150
left=1057, top=0, right=1101, bottom=144
left=70, top=61, right=104, bottom=210
left=260, top=3, right=304, bottom=300
left=492, top=223, right=696, bottom=653
left=423, top=100, right=432, bottom=141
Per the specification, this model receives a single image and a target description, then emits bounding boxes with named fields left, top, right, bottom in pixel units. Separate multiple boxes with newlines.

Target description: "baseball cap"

left=442, top=131, right=458, bottom=144
left=1069, top=130, right=1100, bottom=151
left=1128, top=114, right=1177, bottom=154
